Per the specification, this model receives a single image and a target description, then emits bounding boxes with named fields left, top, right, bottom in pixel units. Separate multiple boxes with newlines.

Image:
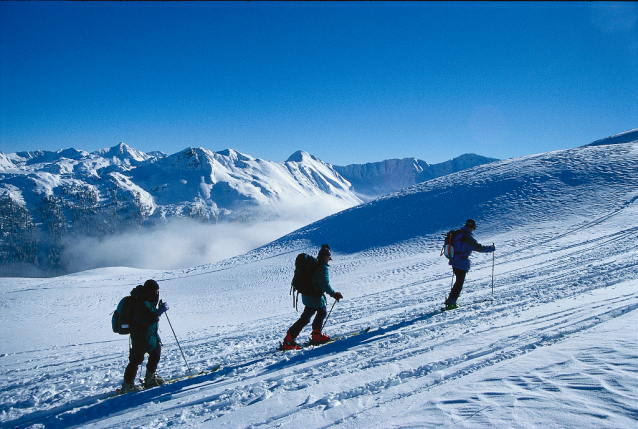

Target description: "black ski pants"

left=124, top=343, right=161, bottom=383
left=288, top=305, right=327, bottom=338
left=448, top=267, right=468, bottom=304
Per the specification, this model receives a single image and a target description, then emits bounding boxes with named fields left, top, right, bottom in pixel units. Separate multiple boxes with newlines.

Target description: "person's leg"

left=310, top=306, right=330, bottom=343
left=448, top=267, right=467, bottom=304
left=311, top=306, right=328, bottom=332
left=144, top=344, right=164, bottom=386
left=288, top=306, right=317, bottom=338
left=145, top=343, right=161, bottom=375
left=124, top=348, right=145, bottom=384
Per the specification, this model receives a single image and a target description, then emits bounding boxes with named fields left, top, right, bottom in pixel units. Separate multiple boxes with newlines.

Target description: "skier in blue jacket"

left=283, top=245, right=343, bottom=350
left=446, top=219, right=495, bottom=310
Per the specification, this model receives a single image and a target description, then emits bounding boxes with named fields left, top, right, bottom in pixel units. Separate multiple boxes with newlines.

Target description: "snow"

left=584, top=128, right=638, bottom=147
left=0, top=142, right=637, bottom=428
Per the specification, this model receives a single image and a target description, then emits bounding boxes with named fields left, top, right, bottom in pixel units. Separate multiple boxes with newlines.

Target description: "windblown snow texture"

left=0, top=138, right=636, bottom=428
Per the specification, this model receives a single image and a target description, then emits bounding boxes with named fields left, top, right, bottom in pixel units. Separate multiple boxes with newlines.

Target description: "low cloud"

left=60, top=196, right=355, bottom=273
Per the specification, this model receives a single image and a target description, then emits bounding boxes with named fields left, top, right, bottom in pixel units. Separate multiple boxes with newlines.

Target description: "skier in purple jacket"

left=445, top=219, right=495, bottom=310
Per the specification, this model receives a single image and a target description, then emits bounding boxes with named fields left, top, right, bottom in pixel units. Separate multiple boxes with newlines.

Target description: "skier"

left=121, top=279, right=169, bottom=393
left=445, top=219, right=495, bottom=310
left=282, top=244, right=343, bottom=350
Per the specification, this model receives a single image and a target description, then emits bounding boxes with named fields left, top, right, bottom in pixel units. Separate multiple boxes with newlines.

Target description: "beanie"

left=318, top=244, right=331, bottom=259
left=144, top=279, right=159, bottom=292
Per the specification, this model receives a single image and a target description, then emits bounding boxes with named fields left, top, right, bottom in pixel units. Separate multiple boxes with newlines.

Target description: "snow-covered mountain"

left=333, top=154, right=498, bottom=201
left=0, top=144, right=360, bottom=275
left=0, top=136, right=635, bottom=428
left=0, top=143, right=492, bottom=276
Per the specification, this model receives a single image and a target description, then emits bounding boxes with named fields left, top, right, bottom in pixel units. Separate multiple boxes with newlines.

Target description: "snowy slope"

left=271, top=142, right=638, bottom=257
left=584, top=128, right=638, bottom=147
left=0, top=141, right=636, bottom=428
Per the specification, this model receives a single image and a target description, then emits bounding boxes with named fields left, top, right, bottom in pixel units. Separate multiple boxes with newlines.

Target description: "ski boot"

left=310, top=329, right=331, bottom=345
left=144, top=372, right=165, bottom=388
left=121, top=380, right=142, bottom=394
left=282, top=332, right=301, bottom=350
left=445, top=298, right=459, bottom=310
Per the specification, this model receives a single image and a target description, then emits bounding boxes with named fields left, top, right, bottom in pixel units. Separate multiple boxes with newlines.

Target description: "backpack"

left=111, top=294, right=137, bottom=335
left=441, top=229, right=463, bottom=260
left=289, top=253, right=322, bottom=310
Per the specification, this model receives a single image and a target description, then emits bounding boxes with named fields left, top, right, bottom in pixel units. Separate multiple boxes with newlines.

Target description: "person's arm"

left=135, top=300, right=160, bottom=326
left=464, top=235, right=495, bottom=253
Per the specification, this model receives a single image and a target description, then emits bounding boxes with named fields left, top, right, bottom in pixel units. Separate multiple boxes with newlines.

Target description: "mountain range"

left=0, top=145, right=495, bottom=275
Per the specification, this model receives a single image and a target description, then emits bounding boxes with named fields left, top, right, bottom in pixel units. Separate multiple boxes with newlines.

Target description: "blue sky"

left=1, top=2, right=636, bottom=165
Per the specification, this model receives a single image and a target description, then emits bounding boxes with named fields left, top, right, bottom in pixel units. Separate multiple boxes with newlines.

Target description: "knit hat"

left=318, top=244, right=332, bottom=260
left=465, top=219, right=477, bottom=229
left=143, top=279, right=160, bottom=292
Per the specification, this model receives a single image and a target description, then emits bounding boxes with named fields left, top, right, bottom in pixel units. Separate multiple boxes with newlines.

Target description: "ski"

left=278, top=327, right=371, bottom=351
left=139, top=364, right=222, bottom=387
left=306, top=326, right=371, bottom=347
left=112, top=364, right=222, bottom=398
left=113, top=385, right=145, bottom=396
left=440, top=298, right=489, bottom=312
left=165, top=364, right=221, bottom=385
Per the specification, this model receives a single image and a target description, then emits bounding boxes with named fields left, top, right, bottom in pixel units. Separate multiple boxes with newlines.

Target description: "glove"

left=488, top=245, right=496, bottom=252
left=156, top=300, right=169, bottom=316
left=333, top=292, right=343, bottom=302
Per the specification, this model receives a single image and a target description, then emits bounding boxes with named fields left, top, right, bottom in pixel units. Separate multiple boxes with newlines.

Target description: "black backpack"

left=441, top=229, right=463, bottom=260
left=111, top=293, right=137, bottom=335
left=289, top=253, right=322, bottom=310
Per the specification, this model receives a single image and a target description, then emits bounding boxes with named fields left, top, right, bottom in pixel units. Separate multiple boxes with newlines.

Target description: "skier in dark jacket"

left=283, top=245, right=343, bottom=350
left=121, top=279, right=169, bottom=393
left=445, top=219, right=495, bottom=310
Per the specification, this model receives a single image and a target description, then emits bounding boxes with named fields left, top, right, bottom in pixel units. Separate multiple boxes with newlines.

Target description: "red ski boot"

left=282, top=332, right=301, bottom=350
left=311, top=329, right=331, bottom=345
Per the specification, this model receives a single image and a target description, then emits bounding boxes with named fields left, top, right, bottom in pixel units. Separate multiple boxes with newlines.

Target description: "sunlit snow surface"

left=1, top=142, right=636, bottom=428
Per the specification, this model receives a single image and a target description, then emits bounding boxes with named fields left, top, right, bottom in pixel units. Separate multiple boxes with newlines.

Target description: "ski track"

left=1, top=172, right=637, bottom=427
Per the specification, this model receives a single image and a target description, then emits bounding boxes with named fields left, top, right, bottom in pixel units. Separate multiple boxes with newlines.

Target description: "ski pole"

left=160, top=300, right=192, bottom=375
left=321, top=299, right=337, bottom=332
left=491, top=244, right=495, bottom=302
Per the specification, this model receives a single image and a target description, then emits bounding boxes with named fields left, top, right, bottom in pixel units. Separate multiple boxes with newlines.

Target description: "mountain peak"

left=215, top=149, right=254, bottom=162
left=286, top=150, right=316, bottom=163
left=93, top=142, right=151, bottom=163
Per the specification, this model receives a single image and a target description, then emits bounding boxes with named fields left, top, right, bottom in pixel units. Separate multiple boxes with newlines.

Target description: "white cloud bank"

left=61, top=197, right=355, bottom=273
